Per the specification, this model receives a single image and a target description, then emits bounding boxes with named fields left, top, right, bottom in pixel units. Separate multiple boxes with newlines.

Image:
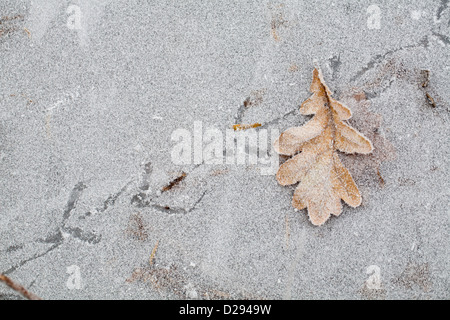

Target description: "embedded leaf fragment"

left=275, top=68, right=373, bottom=226
left=232, top=123, right=262, bottom=131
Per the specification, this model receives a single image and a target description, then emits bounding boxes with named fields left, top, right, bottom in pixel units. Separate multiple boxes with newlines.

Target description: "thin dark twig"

left=161, top=172, right=187, bottom=192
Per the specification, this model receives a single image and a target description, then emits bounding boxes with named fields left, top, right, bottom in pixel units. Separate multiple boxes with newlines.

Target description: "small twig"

left=418, top=70, right=438, bottom=109
left=161, top=172, right=186, bottom=192
left=0, top=274, right=42, bottom=300
left=232, top=123, right=262, bottom=131
left=377, top=168, right=385, bottom=187
left=149, top=240, right=160, bottom=266
left=425, top=92, right=437, bottom=108
left=23, top=27, right=31, bottom=39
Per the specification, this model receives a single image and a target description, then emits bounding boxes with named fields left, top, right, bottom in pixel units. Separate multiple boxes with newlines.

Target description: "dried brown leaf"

left=275, top=68, right=373, bottom=226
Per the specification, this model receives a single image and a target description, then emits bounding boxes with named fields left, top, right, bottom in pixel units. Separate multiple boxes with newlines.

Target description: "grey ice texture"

left=0, top=0, right=449, bottom=299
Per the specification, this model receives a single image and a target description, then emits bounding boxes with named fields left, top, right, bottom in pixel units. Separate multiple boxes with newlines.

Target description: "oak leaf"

left=274, top=68, right=373, bottom=226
